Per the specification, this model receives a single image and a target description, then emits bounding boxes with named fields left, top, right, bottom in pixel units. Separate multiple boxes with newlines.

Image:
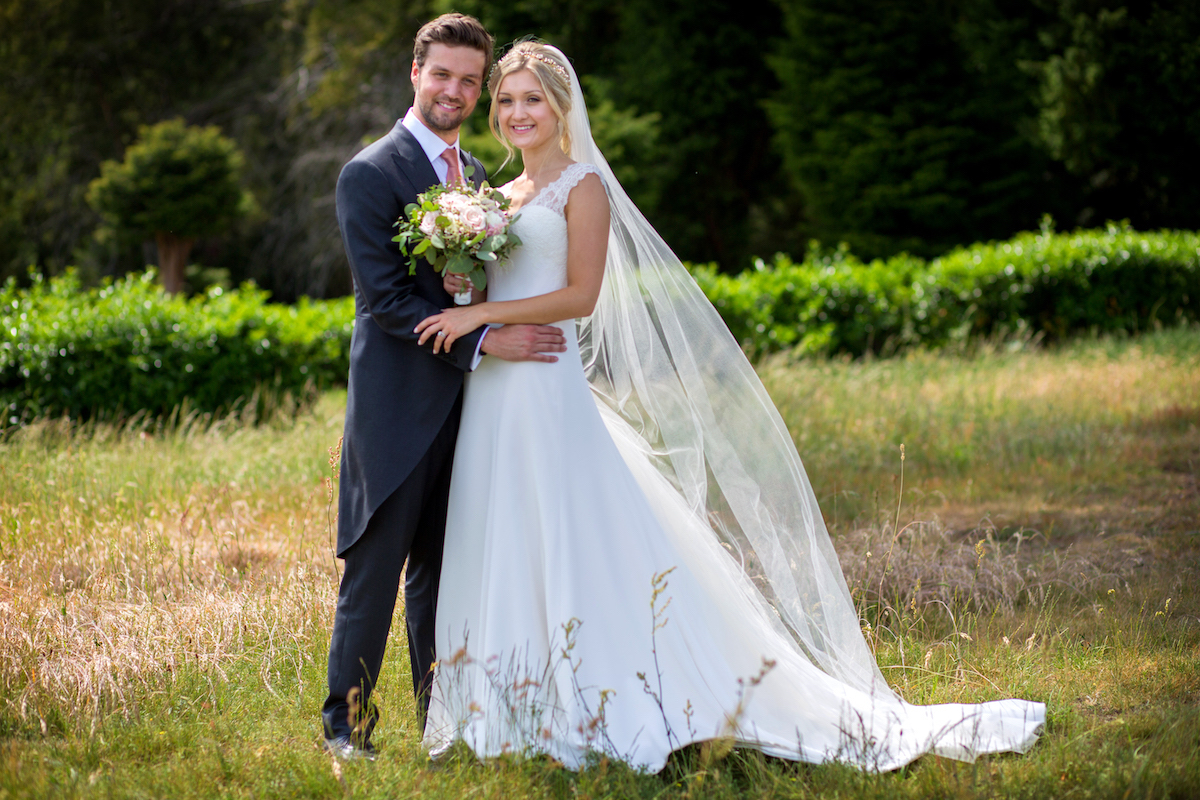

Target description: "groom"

left=322, top=13, right=566, bottom=759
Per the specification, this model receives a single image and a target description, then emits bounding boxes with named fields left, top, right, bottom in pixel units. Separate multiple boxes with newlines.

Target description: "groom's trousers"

left=322, top=390, right=463, bottom=741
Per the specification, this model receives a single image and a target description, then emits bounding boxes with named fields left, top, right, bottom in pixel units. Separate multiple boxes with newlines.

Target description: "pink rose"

left=462, top=206, right=487, bottom=232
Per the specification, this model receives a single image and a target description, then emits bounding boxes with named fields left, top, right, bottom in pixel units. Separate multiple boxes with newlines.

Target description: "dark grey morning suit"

left=322, top=119, right=486, bottom=740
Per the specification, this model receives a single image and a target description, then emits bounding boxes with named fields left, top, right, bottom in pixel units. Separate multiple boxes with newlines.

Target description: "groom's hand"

left=481, top=325, right=567, bottom=363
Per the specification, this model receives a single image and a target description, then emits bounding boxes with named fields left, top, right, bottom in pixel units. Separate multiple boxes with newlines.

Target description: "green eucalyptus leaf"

left=470, top=266, right=487, bottom=292
left=446, top=252, right=473, bottom=275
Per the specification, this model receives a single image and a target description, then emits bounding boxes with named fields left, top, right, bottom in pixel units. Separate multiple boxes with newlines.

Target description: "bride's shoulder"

left=533, top=162, right=602, bottom=217
left=562, top=165, right=609, bottom=223
left=558, top=161, right=602, bottom=182
left=556, top=162, right=605, bottom=198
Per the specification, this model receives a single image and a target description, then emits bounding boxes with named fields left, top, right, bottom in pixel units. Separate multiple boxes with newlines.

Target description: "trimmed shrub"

left=87, top=119, right=254, bottom=294
left=692, top=223, right=1200, bottom=358
left=0, top=270, right=353, bottom=423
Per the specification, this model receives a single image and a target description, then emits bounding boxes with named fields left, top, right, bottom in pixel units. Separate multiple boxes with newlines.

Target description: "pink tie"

left=441, top=147, right=462, bottom=185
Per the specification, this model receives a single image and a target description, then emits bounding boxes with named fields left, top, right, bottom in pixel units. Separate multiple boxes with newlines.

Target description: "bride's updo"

left=488, top=42, right=573, bottom=161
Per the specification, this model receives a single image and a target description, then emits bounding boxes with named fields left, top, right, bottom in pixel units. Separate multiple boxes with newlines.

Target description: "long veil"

left=547, top=46, right=887, bottom=697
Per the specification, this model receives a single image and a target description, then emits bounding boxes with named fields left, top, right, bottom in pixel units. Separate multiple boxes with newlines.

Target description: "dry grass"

left=0, top=402, right=344, bottom=735
left=0, top=329, right=1198, bottom=799
left=763, top=327, right=1199, bottom=631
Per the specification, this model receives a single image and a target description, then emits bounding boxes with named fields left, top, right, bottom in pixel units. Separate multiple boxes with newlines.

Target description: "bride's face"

left=494, top=69, right=559, bottom=152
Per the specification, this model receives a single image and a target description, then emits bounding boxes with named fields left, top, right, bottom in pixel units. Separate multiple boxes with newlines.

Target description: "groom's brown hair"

left=413, top=13, right=494, bottom=74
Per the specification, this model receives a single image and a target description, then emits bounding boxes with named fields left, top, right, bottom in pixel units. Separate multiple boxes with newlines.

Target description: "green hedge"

left=1, top=270, right=353, bottom=423
left=4, top=222, right=1197, bottom=422
left=692, top=223, right=1200, bottom=357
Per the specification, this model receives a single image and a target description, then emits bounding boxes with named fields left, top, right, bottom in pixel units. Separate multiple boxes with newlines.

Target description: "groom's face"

left=410, top=44, right=487, bottom=140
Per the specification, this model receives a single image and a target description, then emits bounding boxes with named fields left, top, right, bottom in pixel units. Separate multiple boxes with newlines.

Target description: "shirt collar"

left=402, top=108, right=460, bottom=166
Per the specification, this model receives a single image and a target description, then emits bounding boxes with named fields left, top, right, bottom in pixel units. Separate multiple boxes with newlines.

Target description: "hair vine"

left=489, top=44, right=570, bottom=87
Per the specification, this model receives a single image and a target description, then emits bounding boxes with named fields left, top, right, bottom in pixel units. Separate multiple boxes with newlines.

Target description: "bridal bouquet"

left=393, top=182, right=521, bottom=303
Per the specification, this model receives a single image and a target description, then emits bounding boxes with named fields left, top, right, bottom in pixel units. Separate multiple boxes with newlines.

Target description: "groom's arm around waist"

left=336, top=157, right=481, bottom=371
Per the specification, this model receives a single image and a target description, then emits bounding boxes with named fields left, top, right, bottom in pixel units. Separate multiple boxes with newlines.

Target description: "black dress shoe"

left=323, top=735, right=377, bottom=762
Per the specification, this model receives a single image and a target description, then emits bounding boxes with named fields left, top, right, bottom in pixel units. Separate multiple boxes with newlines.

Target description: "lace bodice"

left=515, top=162, right=601, bottom=217
left=489, top=163, right=601, bottom=303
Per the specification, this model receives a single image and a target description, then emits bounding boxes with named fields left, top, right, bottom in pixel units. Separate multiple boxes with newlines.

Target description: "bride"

left=413, top=42, right=1044, bottom=772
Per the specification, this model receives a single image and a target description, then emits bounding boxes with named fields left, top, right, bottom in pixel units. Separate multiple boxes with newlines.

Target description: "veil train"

left=553, top=46, right=885, bottom=698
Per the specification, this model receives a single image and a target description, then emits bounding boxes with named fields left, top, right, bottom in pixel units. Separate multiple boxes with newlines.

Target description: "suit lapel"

left=389, top=121, right=439, bottom=193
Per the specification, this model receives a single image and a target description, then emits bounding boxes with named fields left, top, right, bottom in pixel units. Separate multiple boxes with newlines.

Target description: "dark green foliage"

left=87, top=119, right=252, bottom=243
left=0, top=271, right=353, bottom=423
left=3, top=0, right=1199, bottom=291
left=0, top=0, right=278, bottom=281
left=693, top=224, right=1200, bottom=358
left=605, top=0, right=784, bottom=266
left=1026, top=0, right=1200, bottom=229
left=767, top=0, right=1057, bottom=260
left=768, top=0, right=1200, bottom=260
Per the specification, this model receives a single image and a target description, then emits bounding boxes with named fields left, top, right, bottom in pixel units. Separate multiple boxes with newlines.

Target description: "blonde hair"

left=488, top=42, right=573, bottom=168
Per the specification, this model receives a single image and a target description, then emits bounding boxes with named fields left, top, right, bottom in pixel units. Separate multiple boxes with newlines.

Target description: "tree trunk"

left=155, top=231, right=195, bottom=294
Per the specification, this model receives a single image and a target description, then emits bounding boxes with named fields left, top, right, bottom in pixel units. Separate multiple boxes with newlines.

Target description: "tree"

left=88, top=119, right=251, bottom=293
left=1026, top=0, right=1200, bottom=229
left=0, top=0, right=277, bottom=282
left=767, top=0, right=1059, bottom=258
left=607, top=0, right=786, bottom=267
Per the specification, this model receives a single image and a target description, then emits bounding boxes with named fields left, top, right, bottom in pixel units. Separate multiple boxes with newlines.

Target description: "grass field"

left=2, top=328, right=1197, bottom=799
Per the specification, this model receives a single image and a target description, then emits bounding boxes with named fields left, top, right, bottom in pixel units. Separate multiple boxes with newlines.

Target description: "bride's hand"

left=415, top=305, right=488, bottom=354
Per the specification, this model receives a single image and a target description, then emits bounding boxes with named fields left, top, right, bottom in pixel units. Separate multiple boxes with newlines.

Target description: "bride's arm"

left=416, top=173, right=610, bottom=352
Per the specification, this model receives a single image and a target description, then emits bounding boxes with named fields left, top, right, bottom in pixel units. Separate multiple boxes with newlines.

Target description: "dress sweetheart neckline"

left=500, top=162, right=596, bottom=214
left=500, top=173, right=566, bottom=214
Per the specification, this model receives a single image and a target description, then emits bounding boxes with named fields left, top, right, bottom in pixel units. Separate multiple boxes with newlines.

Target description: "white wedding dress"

left=421, top=163, right=1045, bottom=772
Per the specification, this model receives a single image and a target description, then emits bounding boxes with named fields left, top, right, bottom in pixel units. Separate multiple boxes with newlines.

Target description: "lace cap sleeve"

left=536, top=163, right=603, bottom=217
